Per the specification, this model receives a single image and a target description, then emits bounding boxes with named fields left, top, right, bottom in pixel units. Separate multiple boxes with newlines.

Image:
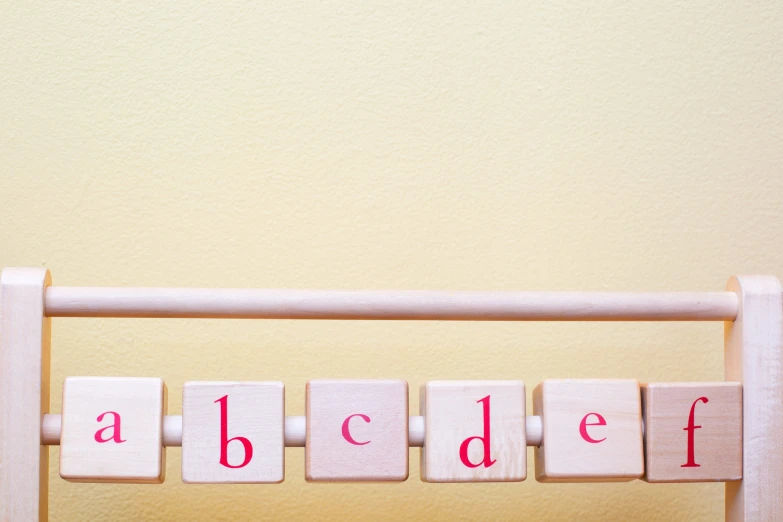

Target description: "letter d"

left=459, top=395, right=497, bottom=468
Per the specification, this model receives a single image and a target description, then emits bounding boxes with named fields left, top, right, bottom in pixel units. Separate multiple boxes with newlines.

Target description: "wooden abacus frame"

left=1, top=267, right=781, bottom=521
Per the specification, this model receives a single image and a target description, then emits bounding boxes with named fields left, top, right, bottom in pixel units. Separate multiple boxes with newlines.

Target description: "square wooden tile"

left=534, top=379, right=643, bottom=482
left=421, top=380, right=526, bottom=482
left=59, top=377, right=166, bottom=483
left=306, top=379, right=408, bottom=482
left=642, top=382, right=742, bottom=482
left=182, top=381, right=284, bottom=483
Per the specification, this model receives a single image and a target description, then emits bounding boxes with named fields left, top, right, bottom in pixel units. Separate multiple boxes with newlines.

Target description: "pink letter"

left=459, top=395, right=497, bottom=468
left=94, top=411, right=127, bottom=443
left=681, top=396, right=709, bottom=468
left=215, top=395, right=254, bottom=469
left=579, top=413, right=607, bottom=443
left=341, top=413, right=371, bottom=445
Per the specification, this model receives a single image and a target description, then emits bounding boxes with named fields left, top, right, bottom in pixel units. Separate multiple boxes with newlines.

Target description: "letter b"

left=215, top=395, right=254, bottom=469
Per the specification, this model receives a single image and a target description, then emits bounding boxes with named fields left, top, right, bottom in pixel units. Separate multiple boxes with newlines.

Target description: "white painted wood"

left=0, top=268, right=51, bottom=522
left=421, top=380, right=526, bottom=482
left=409, top=415, right=425, bottom=447
left=181, top=382, right=284, bottom=484
left=59, top=377, right=166, bottom=483
left=42, top=414, right=62, bottom=446
left=285, top=416, right=306, bottom=447
left=163, top=415, right=182, bottom=447
left=306, top=379, right=408, bottom=482
left=43, top=414, right=541, bottom=447
left=44, top=287, right=738, bottom=321
left=642, top=382, right=742, bottom=483
left=725, top=276, right=783, bottom=521
left=527, top=415, right=543, bottom=447
left=534, top=379, right=644, bottom=482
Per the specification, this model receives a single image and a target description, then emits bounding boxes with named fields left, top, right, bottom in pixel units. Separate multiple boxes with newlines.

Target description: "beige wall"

left=2, top=1, right=782, bottom=520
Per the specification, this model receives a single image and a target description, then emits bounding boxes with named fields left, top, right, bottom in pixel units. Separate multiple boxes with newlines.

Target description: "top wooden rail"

left=43, top=287, right=739, bottom=321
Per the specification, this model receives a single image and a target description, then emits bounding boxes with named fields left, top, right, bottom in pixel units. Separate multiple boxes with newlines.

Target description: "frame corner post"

left=0, top=267, right=52, bottom=522
left=724, top=275, right=783, bottom=522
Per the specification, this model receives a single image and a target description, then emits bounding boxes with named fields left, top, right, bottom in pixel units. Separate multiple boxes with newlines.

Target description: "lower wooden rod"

left=44, top=287, right=738, bottom=321
left=41, top=414, right=544, bottom=447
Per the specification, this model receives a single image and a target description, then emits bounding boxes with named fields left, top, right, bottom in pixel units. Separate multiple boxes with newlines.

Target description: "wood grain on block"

left=182, top=382, right=284, bottom=483
left=534, top=379, right=643, bottom=482
left=59, top=377, right=166, bottom=483
left=306, top=379, right=408, bottom=482
left=642, top=382, right=742, bottom=483
left=421, top=380, right=526, bottom=482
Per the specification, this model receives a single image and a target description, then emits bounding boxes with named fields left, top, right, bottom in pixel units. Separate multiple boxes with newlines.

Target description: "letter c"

left=341, top=414, right=371, bottom=445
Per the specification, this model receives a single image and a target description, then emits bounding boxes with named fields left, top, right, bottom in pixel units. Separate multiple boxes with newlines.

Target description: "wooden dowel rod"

left=44, top=288, right=739, bottom=321
left=40, top=414, right=544, bottom=447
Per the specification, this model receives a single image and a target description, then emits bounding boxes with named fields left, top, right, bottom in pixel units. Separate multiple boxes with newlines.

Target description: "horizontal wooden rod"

left=40, top=414, right=545, bottom=447
left=44, top=287, right=739, bottom=321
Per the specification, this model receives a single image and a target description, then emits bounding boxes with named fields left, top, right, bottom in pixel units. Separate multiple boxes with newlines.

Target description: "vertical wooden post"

left=725, top=275, right=783, bottom=521
left=0, top=268, right=52, bottom=522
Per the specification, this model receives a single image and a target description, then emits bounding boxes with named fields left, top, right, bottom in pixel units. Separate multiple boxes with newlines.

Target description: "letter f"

left=681, top=396, right=709, bottom=468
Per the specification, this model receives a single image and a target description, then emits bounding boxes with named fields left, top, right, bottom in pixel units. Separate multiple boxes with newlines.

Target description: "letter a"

left=459, top=395, right=497, bottom=468
left=681, top=396, right=709, bottom=468
left=94, top=411, right=127, bottom=443
left=215, top=395, right=254, bottom=469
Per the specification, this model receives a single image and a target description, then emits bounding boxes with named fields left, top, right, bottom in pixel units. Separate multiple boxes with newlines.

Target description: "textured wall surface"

left=2, top=1, right=782, bottom=520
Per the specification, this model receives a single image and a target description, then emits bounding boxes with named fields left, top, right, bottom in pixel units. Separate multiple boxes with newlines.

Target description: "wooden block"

left=182, top=381, right=284, bottom=483
left=642, top=382, right=742, bottom=482
left=306, top=379, right=408, bottom=482
left=533, top=379, right=643, bottom=482
left=421, top=380, right=526, bottom=482
left=59, top=376, right=166, bottom=483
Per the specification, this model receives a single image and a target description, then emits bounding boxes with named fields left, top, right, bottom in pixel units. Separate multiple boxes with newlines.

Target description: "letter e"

left=579, top=413, right=607, bottom=443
